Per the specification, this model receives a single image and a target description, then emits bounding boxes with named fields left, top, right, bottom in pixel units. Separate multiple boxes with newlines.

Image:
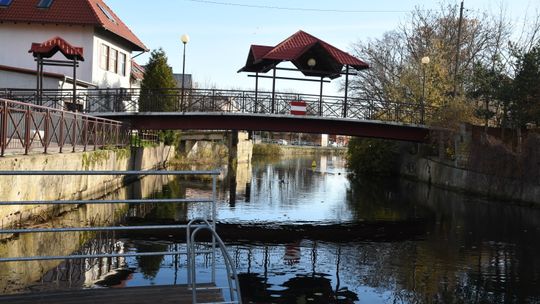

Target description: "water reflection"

left=2, top=154, right=540, bottom=303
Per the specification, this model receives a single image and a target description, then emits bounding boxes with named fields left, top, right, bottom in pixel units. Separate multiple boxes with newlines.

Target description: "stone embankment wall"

left=400, top=153, right=540, bottom=205
left=0, top=173, right=173, bottom=294
left=0, top=144, right=175, bottom=227
left=279, top=146, right=346, bottom=155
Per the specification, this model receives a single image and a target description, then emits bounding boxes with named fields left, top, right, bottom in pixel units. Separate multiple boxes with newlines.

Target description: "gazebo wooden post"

left=29, top=37, right=84, bottom=111
left=319, top=76, right=323, bottom=116
left=254, top=72, right=259, bottom=113
left=271, top=67, right=276, bottom=114
left=238, top=31, right=369, bottom=117
left=72, top=58, right=77, bottom=107
left=36, top=55, right=41, bottom=105
left=343, top=65, right=349, bottom=118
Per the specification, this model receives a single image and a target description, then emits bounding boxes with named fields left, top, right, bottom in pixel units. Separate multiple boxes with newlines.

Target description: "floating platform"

left=0, top=284, right=224, bottom=304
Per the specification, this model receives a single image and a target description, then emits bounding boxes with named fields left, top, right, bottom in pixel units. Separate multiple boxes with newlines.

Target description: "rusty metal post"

left=59, top=111, right=64, bottom=153
left=113, top=123, right=120, bottom=147
left=93, top=119, right=97, bottom=151
left=83, top=116, right=88, bottom=152
left=44, top=109, right=50, bottom=154
left=1, top=100, right=7, bottom=156
left=101, top=122, right=105, bottom=149
left=72, top=114, right=77, bottom=152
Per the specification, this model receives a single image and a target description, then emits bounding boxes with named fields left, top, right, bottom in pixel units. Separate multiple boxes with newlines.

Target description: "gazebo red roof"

left=239, top=30, right=368, bottom=77
left=0, top=0, right=147, bottom=51
left=29, top=36, right=84, bottom=61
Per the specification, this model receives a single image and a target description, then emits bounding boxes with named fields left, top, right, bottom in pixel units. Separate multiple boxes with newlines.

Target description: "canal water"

left=3, top=154, right=540, bottom=303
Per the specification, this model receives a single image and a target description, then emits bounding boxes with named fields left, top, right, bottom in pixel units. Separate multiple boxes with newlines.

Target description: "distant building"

left=0, top=0, right=148, bottom=90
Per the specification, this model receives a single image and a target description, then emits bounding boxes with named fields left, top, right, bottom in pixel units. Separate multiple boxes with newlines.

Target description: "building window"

left=37, top=0, right=54, bottom=8
left=119, top=53, right=127, bottom=76
left=100, top=44, right=109, bottom=71
left=109, top=48, right=118, bottom=73
left=0, top=0, right=13, bottom=7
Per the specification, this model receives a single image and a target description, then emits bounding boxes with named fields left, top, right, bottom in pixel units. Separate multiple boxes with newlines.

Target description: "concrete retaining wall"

left=0, top=173, right=173, bottom=293
left=400, top=153, right=540, bottom=205
left=279, top=146, right=346, bottom=155
left=0, top=144, right=175, bottom=227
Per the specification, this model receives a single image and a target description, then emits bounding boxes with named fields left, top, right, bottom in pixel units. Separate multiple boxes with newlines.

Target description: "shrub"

left=346, top=138, right=399, bottom=176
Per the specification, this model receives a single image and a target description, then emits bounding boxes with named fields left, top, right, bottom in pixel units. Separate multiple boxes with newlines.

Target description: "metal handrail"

left=0, top=97, right=128, bottom=156
left=0, top=170, right=240, bottom=304
left=187, top=218, right=242, bottom=304
left=1, top=87, right=437, bottom=123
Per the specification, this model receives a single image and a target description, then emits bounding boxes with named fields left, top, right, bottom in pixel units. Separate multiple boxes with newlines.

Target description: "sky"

left=106, top=0, right=538, bottom=96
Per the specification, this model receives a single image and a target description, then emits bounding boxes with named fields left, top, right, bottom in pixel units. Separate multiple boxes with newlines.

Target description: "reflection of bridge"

left=1, top=88, right=434, bottom=142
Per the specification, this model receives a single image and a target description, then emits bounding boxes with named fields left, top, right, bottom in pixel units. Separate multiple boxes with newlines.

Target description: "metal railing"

left=0, top=98, right=129, bottom=156
left=0, top=170, right=242, bottom=304
left=0, top=88, right=436, bottom=123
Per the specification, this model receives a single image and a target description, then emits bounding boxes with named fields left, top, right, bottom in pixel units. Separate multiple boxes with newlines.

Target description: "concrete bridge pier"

left=227, top=130, right=239, bottom=206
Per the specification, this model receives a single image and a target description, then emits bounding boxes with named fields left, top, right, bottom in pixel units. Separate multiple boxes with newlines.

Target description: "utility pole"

left=452, top=0, right=464, bottom=100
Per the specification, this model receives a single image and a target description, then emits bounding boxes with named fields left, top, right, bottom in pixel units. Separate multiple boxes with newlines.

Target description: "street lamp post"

left=181, top=34, right=190, bottom=108
left=421, top=56, right=430, bottom=124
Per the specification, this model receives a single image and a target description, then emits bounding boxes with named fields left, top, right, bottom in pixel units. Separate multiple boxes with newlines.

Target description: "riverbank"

left=400, top=152, right=540, bottom=206
left=0, top=144, right=175, bottom=228
left=396, top=130, right=540, bottom=205
left=253, top=143, right=346, bottom=156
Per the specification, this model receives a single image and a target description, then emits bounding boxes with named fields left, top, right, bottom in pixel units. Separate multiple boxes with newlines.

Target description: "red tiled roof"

left=239, top=30, right=369, bottom=75
left=264, top=31, right=368, bottom=69
left=0, top=0, right=147, bottom=51
left=251, top=45, right=273, bottom=61
left=29, top=36, right=84, bottom=61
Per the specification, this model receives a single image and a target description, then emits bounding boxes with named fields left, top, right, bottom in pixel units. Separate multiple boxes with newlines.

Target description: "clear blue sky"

left=107, top=0, right=537, bottom=95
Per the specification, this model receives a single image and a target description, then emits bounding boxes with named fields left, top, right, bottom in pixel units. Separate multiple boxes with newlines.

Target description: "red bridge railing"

left=0, top=98, right=128, bottom=157
left=0, top=88, right=436, bottom=124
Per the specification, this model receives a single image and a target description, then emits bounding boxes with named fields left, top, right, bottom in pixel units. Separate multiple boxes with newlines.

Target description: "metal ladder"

left=0, top=170, right=242, bottom=304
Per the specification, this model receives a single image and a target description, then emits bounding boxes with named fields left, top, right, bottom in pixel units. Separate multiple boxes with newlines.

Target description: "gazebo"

left=29, top=36, right=84, bottom=107
left=238, top=30, right=368, bottom=117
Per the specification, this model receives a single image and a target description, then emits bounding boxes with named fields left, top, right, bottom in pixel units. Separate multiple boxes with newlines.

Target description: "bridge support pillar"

left=227, top=130, right=239, bottom=206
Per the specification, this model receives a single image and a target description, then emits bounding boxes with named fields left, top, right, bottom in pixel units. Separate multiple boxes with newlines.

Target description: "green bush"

left=346, top=138, right=399, bottom=176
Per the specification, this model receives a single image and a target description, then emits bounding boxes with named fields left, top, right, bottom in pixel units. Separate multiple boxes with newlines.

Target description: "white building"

left=0, top=0, right=147, bottom=90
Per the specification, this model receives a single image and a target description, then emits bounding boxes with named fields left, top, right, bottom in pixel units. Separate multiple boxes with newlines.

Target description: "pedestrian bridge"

left=1, top=88, right=435, bottom=142
left=98, top=112, right=430, bottom=142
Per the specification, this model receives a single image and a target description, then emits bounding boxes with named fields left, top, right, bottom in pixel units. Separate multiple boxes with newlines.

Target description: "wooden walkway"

left=0, top=284, right=224, bottom=304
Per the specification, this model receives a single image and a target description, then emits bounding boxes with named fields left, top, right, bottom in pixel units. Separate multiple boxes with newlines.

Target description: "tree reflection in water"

left=7, top=155, right=540, bottom=303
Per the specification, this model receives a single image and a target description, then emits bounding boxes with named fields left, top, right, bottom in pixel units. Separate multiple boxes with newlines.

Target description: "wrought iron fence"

left=0, top=88, right=436, bottom=124
left=0, top=98, right=128, bottom=157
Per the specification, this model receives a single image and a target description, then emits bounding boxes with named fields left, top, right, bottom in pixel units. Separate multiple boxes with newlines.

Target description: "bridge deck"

left=97, top=112, right=431, bottom=142
left=0, top=284, right=223, bottom=304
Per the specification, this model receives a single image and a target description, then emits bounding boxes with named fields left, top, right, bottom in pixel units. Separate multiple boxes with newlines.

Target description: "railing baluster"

left=59, top=111, right=64, bottom=153
left=72, top=113, right=76, bottom=152
left=1, top=100, right=7, bottom=156
left=44, top=109, right=50, bottom=154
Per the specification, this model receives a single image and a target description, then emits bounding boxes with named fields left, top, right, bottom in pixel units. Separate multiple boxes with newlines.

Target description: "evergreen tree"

left=139, top=48, right=177, bottom=112
left=512, top=44, right=540, bottom=127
